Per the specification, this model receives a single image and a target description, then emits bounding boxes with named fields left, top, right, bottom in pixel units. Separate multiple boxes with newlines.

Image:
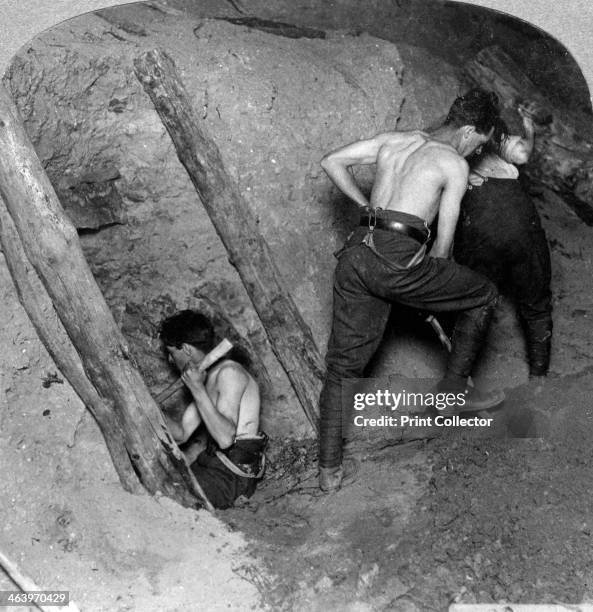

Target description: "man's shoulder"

left=373, top=130, right=431, bottom=158
left=376, top=129, right=429, bottom=145
left=383, top=128, right=429, bottom=137
left=429, top=145, right=469, bottom=174
left=212, top=360, right=250, bottom=387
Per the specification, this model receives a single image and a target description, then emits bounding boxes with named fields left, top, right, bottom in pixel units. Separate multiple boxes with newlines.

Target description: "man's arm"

left=320, top=134, right=392, bottom=208
left=429, top=157, right=469, bottom=259
left=181, top=364, right=246, bottom=449
left=516, top=104, right=536, bottom=163
left=163, top=402, right=202, bottom=444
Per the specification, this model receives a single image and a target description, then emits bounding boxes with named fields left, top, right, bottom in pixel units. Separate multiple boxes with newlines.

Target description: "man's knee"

left=324, top=349, right=367, bottom=381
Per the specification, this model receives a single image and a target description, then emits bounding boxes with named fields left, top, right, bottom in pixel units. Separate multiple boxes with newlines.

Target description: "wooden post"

left=134, top=49, right=323, bottom=432
left=0, top=201, right=140, bottom=493
left=0, top=82, right=212, bottom=510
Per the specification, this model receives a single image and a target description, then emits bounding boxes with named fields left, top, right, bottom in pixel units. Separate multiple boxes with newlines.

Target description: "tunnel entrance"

left=3, top=1, right=593, bottom=609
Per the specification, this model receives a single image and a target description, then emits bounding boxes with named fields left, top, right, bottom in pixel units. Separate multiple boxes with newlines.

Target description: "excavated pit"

left=2, top=1, right=593, bottom=610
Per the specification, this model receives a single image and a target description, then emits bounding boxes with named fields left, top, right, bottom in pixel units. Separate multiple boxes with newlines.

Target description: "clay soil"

left=227, top=373, right=593, bottom=611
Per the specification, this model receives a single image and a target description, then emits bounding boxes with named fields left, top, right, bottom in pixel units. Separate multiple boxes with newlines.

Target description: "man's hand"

left=320, top=134, right=394, bottom=209
left=181, top=363, right=207, bottom=390
left=468, top=171, right=485, bottom=187
left=513, top=103, right=536, bottom=163
left=517, top=103, right=536, bottom=129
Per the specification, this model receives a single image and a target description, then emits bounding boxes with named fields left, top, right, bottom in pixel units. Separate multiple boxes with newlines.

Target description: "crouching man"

left=159, top=310, right=266, bottom=509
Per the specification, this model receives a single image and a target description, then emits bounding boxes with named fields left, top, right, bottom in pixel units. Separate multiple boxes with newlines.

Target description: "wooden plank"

left=133, top=48, right=323, bottom=432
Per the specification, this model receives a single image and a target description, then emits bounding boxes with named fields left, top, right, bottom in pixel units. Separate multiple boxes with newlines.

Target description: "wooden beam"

left=0, top=200, right=140, bottom=493
left=134, top=49, right=323, bottom=432
left=0, top=81, right=212, bottom=510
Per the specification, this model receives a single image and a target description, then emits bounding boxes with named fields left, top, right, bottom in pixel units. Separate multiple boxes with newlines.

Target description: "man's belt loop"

left=424, top=220, right=431, bottom=243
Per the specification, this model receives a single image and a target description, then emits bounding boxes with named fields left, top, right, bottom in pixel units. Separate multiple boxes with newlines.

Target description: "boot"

left=527, top=338, right=551, bottom=377
left=319, top=457, right=360, bottom=492
left=436, top=379, right=505, bottom=416
left=456, top=385, right=505, bottom=413
left=319, top=465, right=343, bottom=492
left=525, top=319, right=552, bottom=377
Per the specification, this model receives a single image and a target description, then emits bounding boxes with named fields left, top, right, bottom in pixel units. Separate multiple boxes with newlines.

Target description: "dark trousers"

left=191, top=436, right=265, bottom=509
left=319, top=219, right=498, bottom=468
left=455, top=231, right=552, bottom=376
left=454, top=179, right=553, bottom=376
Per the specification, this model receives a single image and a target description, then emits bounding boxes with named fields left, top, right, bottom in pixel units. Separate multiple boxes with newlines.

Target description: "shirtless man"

left=318, top=88, right=504, bottom=492
left=159, top=310, right=266, bottom=508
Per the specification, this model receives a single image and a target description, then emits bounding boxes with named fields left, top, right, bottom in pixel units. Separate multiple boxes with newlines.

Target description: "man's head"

left=444, top=88, right=500, bottom=157
left=499, top=134, right=531, bottom=165
left=159, top=310, right=214, bottom=371
left=479, top=117, right=531, bottom=166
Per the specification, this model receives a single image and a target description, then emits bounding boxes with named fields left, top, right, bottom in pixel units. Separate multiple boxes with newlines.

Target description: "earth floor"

left=225, top=372, right=593, bottom=611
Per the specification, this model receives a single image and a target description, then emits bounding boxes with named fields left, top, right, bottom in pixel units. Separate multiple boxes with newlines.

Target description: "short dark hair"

left=159, top=310, right=214, bottom=351
left=444, top=88, right=500, bottom=135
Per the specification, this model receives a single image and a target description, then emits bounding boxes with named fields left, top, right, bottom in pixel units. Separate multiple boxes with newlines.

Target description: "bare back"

left=370, top=132, right=467, bottom=224
left=206, top=360, right=260, bottom=439
left=321, top=127, right=473, bottom=258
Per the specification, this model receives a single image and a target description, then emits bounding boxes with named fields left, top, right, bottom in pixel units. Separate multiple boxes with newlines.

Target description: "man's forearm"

left=429, top=239, right=452, bottom=259
left=430, top=221, right=455, bottom=260
left=321, top=160, right=369, bottom=208
left=522, top=118, right=535, bottom=157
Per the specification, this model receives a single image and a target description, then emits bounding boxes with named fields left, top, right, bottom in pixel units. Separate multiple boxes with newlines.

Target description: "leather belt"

left=360, top=215, right=429, bottom=244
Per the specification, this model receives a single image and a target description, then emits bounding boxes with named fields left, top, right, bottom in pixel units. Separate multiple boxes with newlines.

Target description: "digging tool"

left=425, top=314, right=452, bottom=352
left=155, top=338, right=233, bottom=406
left=424, top=314, right=474, bottom=387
